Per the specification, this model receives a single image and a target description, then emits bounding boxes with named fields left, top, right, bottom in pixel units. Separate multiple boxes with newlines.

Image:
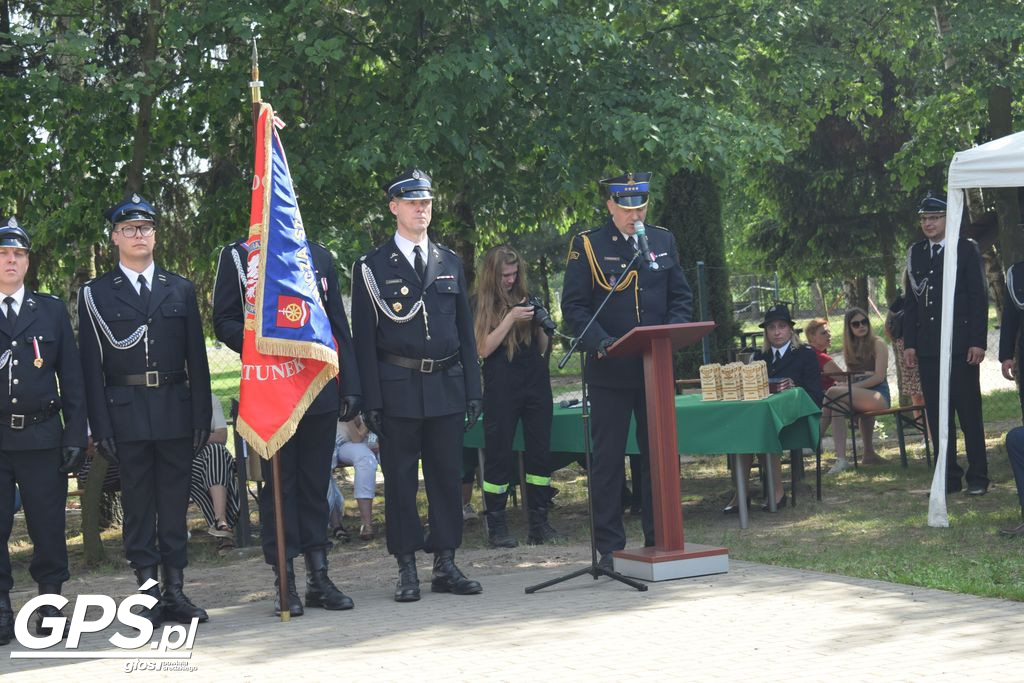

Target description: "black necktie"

left=931, top=243, right=941, bottom=261
left=413, top=245, right=425, bottom=282
left=137, top=274, right=151, bottom=309
left=3, top=296, right=15, bottom=331
left=629, top=236, right=637, bottom=251
left=774, top=349, right=781, bottom=363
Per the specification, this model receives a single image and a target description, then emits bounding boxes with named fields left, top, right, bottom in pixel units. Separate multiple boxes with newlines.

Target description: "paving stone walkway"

left=5, top=558, right=1023, bottom=681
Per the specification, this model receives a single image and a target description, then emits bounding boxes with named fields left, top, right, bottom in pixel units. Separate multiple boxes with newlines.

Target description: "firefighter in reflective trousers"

left=473, top=244, right=560, bottom=547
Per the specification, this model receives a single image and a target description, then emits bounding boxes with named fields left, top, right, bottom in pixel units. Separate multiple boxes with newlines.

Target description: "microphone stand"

left=526, top=248, right=647, bottom=594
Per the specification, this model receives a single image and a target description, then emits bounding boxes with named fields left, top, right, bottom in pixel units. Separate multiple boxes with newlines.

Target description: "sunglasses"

left=849, top=319, right=869, bottom=329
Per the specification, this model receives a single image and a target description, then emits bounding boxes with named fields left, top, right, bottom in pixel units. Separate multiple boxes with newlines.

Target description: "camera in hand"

left=527, top=296, right=557, bottom=335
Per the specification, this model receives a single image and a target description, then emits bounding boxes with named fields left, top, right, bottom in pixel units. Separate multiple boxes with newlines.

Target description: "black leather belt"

left=380, top=352, right=460, bottom=374
left=1, top=407, right=57, bottom=430
left=105, top=370, right=188, bottom=388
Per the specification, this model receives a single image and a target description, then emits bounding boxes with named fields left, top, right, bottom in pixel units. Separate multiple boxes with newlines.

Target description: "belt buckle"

left=419, top=358, right=434, bottom=373
left=145, top=370, right=160, bottom=388
left=10, top=414, right=24, bottom=430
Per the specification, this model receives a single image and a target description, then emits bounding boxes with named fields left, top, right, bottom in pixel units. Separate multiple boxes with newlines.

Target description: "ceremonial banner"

left=236, top=102, right=339, bottom=459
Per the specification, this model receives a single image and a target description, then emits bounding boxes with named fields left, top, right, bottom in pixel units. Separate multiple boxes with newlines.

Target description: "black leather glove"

left=96, top=437, right=119, bottom=466
left=597, top=337, right=618, bottom=359
left=58, top=446, right=85, bottom=474
left=193, top=429, right=210, bottom=453
left=339, top=395, right=362, bottom=422
left=364, top=409, right=385, bottom=438
left=465, top=399, right=483, bottom=432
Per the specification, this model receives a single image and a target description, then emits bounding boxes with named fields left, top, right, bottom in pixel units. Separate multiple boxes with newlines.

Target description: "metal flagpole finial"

left=249, top=34, right=263, bottom=104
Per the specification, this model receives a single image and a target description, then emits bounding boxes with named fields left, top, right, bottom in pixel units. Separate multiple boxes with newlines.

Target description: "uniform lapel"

left=113, top=271, right=148, bottom=315
left=387, top=237, right=422, bottom=291
left=10, top=292, right=37, bottom=339
left=148, top=267, right=172, bottom=314
left=422, top=240, right=442, bottom=291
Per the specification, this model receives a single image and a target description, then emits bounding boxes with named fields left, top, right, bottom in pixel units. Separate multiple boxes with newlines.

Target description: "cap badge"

left=6, top=217, right=16, bottom=227
left=131, top=193, right=141, bottom=203
left=412, top=170, right=422, bottom=180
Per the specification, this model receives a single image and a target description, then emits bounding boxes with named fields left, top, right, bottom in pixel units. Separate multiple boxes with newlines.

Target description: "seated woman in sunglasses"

left=826, top=308, right=891, bottom=472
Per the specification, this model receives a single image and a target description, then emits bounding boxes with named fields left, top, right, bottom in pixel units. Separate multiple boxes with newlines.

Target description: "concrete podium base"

left=613, top=544, right=729, bottom=582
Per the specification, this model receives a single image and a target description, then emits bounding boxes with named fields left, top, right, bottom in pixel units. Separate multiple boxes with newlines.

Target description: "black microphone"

left=633, top=221, right=659, bottom=270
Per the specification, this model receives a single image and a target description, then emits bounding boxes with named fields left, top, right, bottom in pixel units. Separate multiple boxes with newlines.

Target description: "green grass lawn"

left=462, top=434, right=1024, bottom=601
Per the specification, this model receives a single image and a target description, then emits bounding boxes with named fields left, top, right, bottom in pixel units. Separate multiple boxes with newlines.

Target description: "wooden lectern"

left=606, top=321, right=730, bottom=581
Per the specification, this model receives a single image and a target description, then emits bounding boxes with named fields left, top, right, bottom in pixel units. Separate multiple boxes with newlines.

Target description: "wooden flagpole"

left=249, top=33, right=289, bottom=622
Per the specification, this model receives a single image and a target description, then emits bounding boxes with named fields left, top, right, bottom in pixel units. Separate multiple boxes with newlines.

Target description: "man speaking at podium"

left=561, top=172, right=692, bottom=570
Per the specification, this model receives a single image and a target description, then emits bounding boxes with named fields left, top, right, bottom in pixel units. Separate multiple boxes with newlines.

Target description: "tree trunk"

left=812, top=279, right=826, bottom=317
left=124, top=0, right=162, bottom=195
left=881, top=228, right=897, bottom=306
left=450, top=193, right=477, bottom=286
left=81, top=455, right=109, bottom=566
left=988, top=85, right=1024, bottom=265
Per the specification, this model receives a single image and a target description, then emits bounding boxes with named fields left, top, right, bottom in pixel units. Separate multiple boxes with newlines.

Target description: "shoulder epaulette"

left=34, top=292, right=60, bottom=301
left=358, top=243, right=386, bottom=263
left=435, top=243, right=457, bottom=256
left=647, top=224, right=670, bottom=232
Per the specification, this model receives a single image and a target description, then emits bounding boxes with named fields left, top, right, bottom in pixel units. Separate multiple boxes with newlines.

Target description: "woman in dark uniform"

left=474, top=245, right=558, bottom=547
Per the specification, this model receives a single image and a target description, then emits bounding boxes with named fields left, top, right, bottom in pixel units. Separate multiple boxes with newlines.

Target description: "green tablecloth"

left=463, top=388, right=821, bottom=455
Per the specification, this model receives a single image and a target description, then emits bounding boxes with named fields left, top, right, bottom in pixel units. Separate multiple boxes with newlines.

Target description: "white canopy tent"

left=930, top=131, right=1024, bottom=526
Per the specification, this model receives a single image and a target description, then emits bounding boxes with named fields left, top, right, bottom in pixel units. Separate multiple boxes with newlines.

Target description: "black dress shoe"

left=761, top=495, right=787, bottom=512
left=430, top=550, right=482, bottom=595
left=999, top=522, right=1024, bottom=536
left=966, top=484, right=989, bottom=496
left=394, top=554, right=421, bottom=602
left=598, top=553, right=614, bottom=571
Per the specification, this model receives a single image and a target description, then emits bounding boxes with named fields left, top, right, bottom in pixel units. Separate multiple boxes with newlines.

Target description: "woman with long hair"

left=825, top=307, right=891, bottom=471
left=474, top=245, right=558, bottom=547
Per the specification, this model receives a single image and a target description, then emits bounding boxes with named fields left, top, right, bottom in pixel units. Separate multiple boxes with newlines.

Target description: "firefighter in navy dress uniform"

left=213, top=234, right=361, bottom=617
left=903, top=193, right=989, bottom=495
left=351, top=169, right=483, bottom=602
left=560, top=172, right=693, bottom=570
left=999, top=260, right=1024, bottom=418
left=78, top=196, right=211, bottom=626
left=0, top=219, right=87, bottom=646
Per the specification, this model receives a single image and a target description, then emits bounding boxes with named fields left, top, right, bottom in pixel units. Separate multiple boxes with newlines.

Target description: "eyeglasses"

left=850, top=319, right=869, bottom=329
left=115, top=224, right=155, bottom=238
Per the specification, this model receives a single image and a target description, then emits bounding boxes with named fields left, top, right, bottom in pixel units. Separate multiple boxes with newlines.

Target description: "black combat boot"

left=304, top=549, right=354, bottom=610
left=272, top=559, right=303, bottom=617
left=394, top=553, right=420, bottom=602
left=526, top=507, right=562, bottom=545
left=34, top=583, right=71, bottom=638
left=160, top=566, right=209, bottom=623
left=133, top=566, right=164, bottom=628
left=484, top=509, right=518, bottom=548
left=0, top=593, right=13, bottom=645
left=430, top=549, right=482, bottom=595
